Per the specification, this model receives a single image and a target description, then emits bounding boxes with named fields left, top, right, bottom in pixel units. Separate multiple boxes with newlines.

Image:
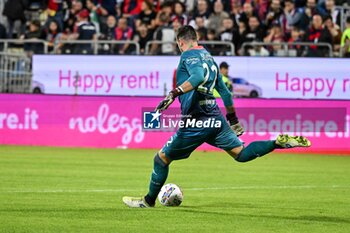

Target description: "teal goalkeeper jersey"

left=175, top=46, right=233, bottom=118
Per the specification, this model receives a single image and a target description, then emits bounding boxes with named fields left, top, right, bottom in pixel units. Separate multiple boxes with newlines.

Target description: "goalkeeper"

left=123, top=25, right=311, bottom=208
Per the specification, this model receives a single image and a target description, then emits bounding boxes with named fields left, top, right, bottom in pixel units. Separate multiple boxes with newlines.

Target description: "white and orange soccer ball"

left=158, top=183, right=183, bottom=207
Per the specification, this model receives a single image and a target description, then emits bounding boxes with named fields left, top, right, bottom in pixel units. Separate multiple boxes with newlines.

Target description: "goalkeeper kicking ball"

left=158, top=183, right=183, bottom=207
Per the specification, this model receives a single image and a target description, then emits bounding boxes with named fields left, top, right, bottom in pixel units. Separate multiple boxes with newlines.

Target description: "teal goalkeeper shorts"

left=161, top=115, right=242, bottom=160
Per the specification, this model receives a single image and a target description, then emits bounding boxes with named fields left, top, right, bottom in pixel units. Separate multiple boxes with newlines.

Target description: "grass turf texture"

left=0, top=146, right=349, bottom=233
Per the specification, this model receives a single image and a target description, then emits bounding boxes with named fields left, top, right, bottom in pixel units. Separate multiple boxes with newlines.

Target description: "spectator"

left=257, top=0, right=270, bottom=21
left=324, top=0, right=341, bottom=26
left=219, top=17, right=240, bottom=55
left=72, top=0, right=84, bottom=15
left=153, top=1, right=173, bottom=30
left=239, top=2, right=259, bottom=26
left=75, top=9, right=97, bottom=41
left=265, top=0, right=286, bottom=30
left=46, top=0, right=66, bottom=31
left=205, top=29, right=221, bottom=55
left=340, top=16, right=350, bottom=57
left=264, top=24, right=285, bottom=56
left=115, top=17, right=134, bottom=54
left=185, top=0, right=196, bottom=14
left=65, top=9, right=97, bottom=54
left=160, top=2, right=173, bottom=16
left=86, top=0, right=104, bottom=34
left=219, top=0, right=233, bottom=13
left=134, top=22, right=152, bottom=54
left=173, top=18, right=183, bottom=34
left=64, top=0, right=83, bottom=34
left=264, top=24, right=285, bottom=43
left=151, top=12, right=175, bottom=55
left=87, top=0, right=108, bottom=19
left=323, top=15, right=342, bottom=52
left=284, top=0, right=308, bottom=33
left=304, top=0, right=323, bottom=23
left=120, top=0, right=143, bottom=20
left=100, top=15, right=117, bottom=40
left=288, top=27, right=303, bottom=56
left=213, top=61, right=233, bottom=98
left=152, top=0, right=162, bottom=12
left=3, top=0, right=28, bottom=38
left=135, top=0, right=157, bottom=31
left=196, top=28, right=206, bottom=41
left=0, top=22, right=6, bottom=39
left=303, top=14, right=332, bottom=57
left=207, top=0, right=229, bottom=36
left=239, top=19, right=247, bottom=33
left=238, top=19, right=248, bottom=49
left=46, top=20, right=62, bottom=53
left=229, top=1, right=242, bottom=28
left=99, top=15, right=117, bottom=54
left=241, top=16, right=267, bottom=55
left=193, top=17, right=208, bottom=40
left=172, top=18, right=183, bottom=54
left=22, top=20, right=46, bottom=55
left=242, top=16, right=266, bottom=43
left=190, top=0, right=211, bottom=28
left=171, top=1, right=188, bottom=25
left=0, top=22, right=6, bottom=51
left=93, top=0, right=117, bottom=15
left=26, top=0, right=47, bottom=23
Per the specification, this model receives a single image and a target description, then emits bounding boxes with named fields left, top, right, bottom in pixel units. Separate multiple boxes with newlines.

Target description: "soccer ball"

left=158, top=183, right=183, bottom=206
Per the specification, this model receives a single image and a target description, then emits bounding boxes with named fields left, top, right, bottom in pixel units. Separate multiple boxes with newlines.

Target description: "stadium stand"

left=0, top=0, right=349, bottom=57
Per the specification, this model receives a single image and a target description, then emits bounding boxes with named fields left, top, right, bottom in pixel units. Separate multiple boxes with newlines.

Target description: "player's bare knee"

left=226, top=146, right=244, bottom=160
left=156, top=151, right=172, bottom=166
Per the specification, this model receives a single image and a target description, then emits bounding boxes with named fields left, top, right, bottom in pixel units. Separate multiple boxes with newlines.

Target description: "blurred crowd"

left=1, top=0, right=350, bottom=57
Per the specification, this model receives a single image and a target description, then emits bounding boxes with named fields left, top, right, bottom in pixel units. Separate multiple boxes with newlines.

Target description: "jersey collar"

left=188, top=45, right=204, bottom=50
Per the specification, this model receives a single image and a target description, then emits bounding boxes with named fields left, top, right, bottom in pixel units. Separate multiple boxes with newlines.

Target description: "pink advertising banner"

left=0, top=94, right=349, bottom=154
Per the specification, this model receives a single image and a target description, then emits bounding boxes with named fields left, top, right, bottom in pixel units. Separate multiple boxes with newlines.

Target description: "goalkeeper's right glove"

left=226, top=112, right=244, bottom=137
left=155, top=87, right=184, bottom=112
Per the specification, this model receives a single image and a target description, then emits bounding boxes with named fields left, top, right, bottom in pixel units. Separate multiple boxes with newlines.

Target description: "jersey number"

left=197, top=63, right=218, bottom=94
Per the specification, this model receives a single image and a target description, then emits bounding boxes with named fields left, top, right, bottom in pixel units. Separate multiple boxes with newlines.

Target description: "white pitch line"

left=186, top=185, right=348, bottom=191
left=0, top=185, right=348, bottom=193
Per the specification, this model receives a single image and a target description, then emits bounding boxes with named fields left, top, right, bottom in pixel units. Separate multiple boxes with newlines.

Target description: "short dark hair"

left=313, top=13, right=322, bottom=20
left=159, top=12, right=169, bottom=23
left=220, top=62, right=229, bottom=69
left=30, top=20, right=41, bottom=28
left=176, top=25, right=197, bottom=41
left=160, top=1, right=173, bottom=9
left=323, top=14, right=332, bottom=23
left=143, top=0, right=154, bottom=11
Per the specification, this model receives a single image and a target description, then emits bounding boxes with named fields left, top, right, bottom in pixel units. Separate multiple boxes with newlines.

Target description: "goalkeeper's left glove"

left=226, top=112, right=244, bottom=137
left=155, top=87, right=184, bottom=112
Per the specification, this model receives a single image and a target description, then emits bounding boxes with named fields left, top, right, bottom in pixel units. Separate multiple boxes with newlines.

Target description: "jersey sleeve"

left=215, top=73, right=233, bottom=107
left=182, top=55, right=205, bottom=88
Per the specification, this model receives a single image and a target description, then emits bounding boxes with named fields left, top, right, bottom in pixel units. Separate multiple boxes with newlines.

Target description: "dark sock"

left=145, top=153, right=169, bottom=205
left=235, top=140, right=276, bottom=162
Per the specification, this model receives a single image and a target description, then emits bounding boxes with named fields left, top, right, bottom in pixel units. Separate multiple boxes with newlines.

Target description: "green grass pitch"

left=0, top=146, right=349, bottom=233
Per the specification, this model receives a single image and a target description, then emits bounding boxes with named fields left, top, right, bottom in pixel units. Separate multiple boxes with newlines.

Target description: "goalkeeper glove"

left=226, top=112, right=244, bottom=137
left=155, top=87, right=184, bottom=112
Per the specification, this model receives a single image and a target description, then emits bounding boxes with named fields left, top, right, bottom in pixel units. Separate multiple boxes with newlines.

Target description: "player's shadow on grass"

left=177, top=208, right=350, bottom=224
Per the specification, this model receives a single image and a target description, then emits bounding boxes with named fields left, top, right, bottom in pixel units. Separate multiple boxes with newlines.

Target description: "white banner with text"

left=32, top=55, right=350, bottom=99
